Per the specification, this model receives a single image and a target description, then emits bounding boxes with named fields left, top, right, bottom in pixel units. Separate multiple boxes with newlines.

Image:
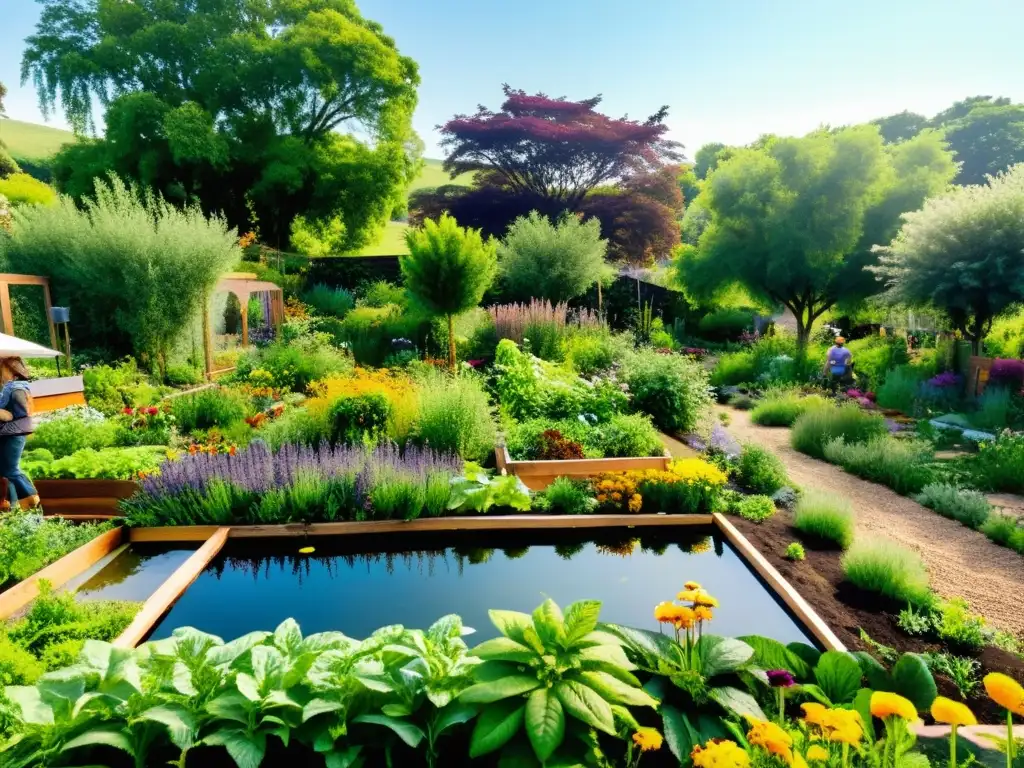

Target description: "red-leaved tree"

left=440, top=85, right=681, bottom=210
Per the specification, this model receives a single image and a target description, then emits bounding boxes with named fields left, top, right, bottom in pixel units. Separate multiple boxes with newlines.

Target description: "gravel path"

left=721, top=407, right=1024, bottom=635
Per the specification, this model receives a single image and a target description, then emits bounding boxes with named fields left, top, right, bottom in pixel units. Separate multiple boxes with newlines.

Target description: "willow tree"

left=403, top=214, right=497, bottom=369
left=873, top=164, right=1024, bottom=353
left=678, top=126, right=956, bottom=347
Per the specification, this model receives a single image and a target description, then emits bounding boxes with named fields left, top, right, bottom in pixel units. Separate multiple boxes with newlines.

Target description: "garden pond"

left=70, top=527, right=817, bottom=646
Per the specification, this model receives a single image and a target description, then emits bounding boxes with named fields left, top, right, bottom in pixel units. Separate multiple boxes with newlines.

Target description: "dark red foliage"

left=537, top=430, right=586, bottom=460
left=439, top=84, right=681, bottom=210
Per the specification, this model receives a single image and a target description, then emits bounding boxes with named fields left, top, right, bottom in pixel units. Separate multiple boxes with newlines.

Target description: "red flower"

left=146, top=407, right=159, bottom=415
left=123, top=407, right=134, bottom=415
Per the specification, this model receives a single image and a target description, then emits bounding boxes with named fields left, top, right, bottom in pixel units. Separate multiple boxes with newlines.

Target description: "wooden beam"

left=713, top=513, right=846, bottom=651
left=114, top=527, right=230, bottom=647
left=41, top=280, right=58, bottom=351
left=0, top=282, right=12, bottom=335
left=202, top=300, right=214, bottom=381
left=0, top=527, right=124, bottom=619
left=0, top=274, right=51, bottom=286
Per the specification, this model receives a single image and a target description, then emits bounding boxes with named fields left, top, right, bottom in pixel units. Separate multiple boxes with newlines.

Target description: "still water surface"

left=128, top=527, right=817, bottom=645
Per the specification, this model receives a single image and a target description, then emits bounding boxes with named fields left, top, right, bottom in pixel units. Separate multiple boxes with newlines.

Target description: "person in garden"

left=824, top=336, right=854, bottom=390
left=0, top=357, right=40, bottom=511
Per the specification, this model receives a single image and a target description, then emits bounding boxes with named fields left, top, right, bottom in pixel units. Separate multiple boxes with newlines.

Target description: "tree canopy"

left=873, top=163, right=1024, bottom=352
left=678, top=126, right=957, bottom=345
left=22, top=0, right=420, bottom=251
left=439, top=85, right=680, bottom=210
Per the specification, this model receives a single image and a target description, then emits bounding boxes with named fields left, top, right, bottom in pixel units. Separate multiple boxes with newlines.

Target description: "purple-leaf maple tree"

left=440, top=85, right=681, bottom=209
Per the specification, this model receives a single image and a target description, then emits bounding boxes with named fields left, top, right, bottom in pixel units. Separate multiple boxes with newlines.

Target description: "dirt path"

left=721, top=407, right=1024, bottom=635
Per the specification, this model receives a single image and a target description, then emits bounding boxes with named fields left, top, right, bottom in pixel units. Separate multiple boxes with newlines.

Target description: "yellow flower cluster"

left=308, top=368, right=421, bottom=441
left=666, top=458, right=730, bottom=485
left=869, top=692, right=918, bottom=722
left=692, top=739, right=751, bottom=768
left=747, top=718, right=794, bottom=764
left=592, top=473, right=642, bottom=513
left=801, top=703, right=863, bottom=745
left=632, top=727, right=664, bottom=752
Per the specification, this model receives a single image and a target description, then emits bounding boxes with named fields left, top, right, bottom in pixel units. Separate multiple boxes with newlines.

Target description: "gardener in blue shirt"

left=824, top=336, right=854, bottom=389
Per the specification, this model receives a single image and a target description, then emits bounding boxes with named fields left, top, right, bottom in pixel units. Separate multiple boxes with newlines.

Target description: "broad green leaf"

left=695, top=713, right=732, bottom=744
left=206, top=631, right=271, bottom=667
left=798, top=683, right=833, bottom=706
left=204, top=728, right=267, bottom=768
left=251, top=645, right=286, bottom=692
left=852, top=688, right=876, bottom=742
left=37, top=668, right=87, bottom=704
left=433, top=702, right=478, bottom=738
left=579, top=658, right=642, bottom=689
left=474, top=661, right=527, bottom=682
left=324, top=745, right=363, bottom=768
left=139, top=704, right=197, bottom=750
left=575, top=671, right=657, bottom=708
left=461, top=675, right=541, bottom=703
left=709, top=686, right=766, bottom=720
left=698, top=635, right=754, bottom=678
left=562, top=601, right=602, bottom=647
left=303, top=697, right=345, bottom=723
left=661, top=705, right=700, bottom=764
left=273, top=618, right=304, bottom=656
left=525, top=688, right=565, bottom=762
left=235, top=672, right=260, bottom=702
left=354, top=714, right=425, bottom=748
left=207, top=692, right=251, bottom=724
left=739, top=635, right=811, bottom=679
left=553, top=680, right=615, bottom=735
left=498, top=740, right=543, bottom=768
left=891, top=654, right=937, bottom=711
left=263, top=689, right=302, bottom=710
left=470, top=637, right=536, bottom=664
left=469, top=699, right=526, bottom=757
left=302, top=631, right=355, bottom=654
left=643, top=676, right=669, bottom=702
left=532, top=599, right=566, bottom=649
left=428, top=614, right=464, bottom=644
left=489, top=610, right=539, bottom=649
left=787, top=642, right=823, bottom=673
left=599, top=624, right=683, bottom=670
left=5, top=687, right=53, bottom=725
left=814, top=651, right=862, bottom=705
left=578, top=641, right=636, bottom=671
left=852, top=651, right=890, bottom=691
left=611, top=703, right=640, bottom=731
left=61, top=726, right=135, bottom=755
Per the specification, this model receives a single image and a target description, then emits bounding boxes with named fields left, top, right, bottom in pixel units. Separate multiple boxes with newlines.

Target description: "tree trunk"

left=447, top=314, right=456, bottom=372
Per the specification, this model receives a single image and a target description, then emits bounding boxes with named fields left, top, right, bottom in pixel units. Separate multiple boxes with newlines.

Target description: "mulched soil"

left=731, top=511, right=1024, bottom=724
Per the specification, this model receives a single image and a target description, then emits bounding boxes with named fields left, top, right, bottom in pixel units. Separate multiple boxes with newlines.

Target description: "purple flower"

left=766, top=669, right=796, bottom=688
left=989, top=358, right=1024, bottom=390
left=927, top=371, right=962, bottom=388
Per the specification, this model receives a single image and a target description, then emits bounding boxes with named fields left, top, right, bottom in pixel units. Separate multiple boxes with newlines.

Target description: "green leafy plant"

left=896, top=604, right=933, bottom=637
left=823, top=435, right=934, bottom=495
left=914, top=482, right=992, bottom=529
left=736, top=444, right=788, bottom=494
left=750, top=390, right=830, bottom=427
left=328, top=393, right=392, bottom=446
left=922, top=652, right=981, bottom=699
left=737, top=495, right=776, bottom=523
left=27, top=416, right=119, bottom=459
left=23, top=446, right=166, bottom=480
left=875, top=365, right=924, bottom=414
left=461, top=599, right=657, bottom=763
left=783, top=542, right=805, bottom=561
left=447, top=463, right=531, bottom=515
left=415, top=370, right=496, bottom=461
left=504, top=414, right=663, bottom=461
left=850, top=649, right=939, bottom=711
left=303, top=283, right=355, bottom=319
left=933, top=598, right=986, bottom=651
left=0, top=514, right=114, bottom=591
left=535, top=477, right=596, bottom=515
left=171, top=388, right=251, bottom=434
left=791, top=403, right=888, bottom=459
left=841, top=537, right=933, bottom=607
left=622, top=348, right=713, bottom=433
left=792, top=490, right=855, bottom=549
left=980, top=512, right=1024, bottom=554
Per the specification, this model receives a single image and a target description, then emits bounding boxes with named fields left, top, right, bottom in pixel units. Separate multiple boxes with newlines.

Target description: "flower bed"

left=495, top=441, right=671, bottom=491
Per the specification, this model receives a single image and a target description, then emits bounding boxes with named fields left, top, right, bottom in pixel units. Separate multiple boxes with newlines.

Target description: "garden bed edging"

left=495, top=442, right=671, bottom=490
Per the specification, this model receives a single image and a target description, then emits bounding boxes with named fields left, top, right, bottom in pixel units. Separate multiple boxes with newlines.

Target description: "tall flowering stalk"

left=488, top=299, right=601, bottom=345
left=984, top=673, right=1023, bottom=768
left=653, top=580, right=718, bottom=666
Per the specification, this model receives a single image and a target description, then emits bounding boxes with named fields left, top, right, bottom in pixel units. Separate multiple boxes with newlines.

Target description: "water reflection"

left=75, top=545, right=197, bottom=603
left=152, top=527, right=815, bottom=646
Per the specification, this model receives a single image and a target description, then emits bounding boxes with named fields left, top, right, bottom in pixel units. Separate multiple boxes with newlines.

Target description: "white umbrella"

left=0, top=332, right=61, bottom=358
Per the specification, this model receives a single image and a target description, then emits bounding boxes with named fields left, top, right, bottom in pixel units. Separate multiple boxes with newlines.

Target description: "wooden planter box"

left=37, top=479, right=139, bottom=520
left=29, top=375, right=86, bottom=413
left=495, top=443, right=671, bottom=491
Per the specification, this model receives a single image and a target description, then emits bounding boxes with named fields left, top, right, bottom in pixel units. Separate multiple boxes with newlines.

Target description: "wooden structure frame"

left=0, top=273, right=57, bottom=349
left=495, top=443, right=671, bottom=491
left=204, top=273, right=284, bottom=379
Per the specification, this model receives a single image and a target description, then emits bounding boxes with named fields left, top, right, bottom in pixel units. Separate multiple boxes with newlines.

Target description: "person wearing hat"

left=824, top=336, right=854, bottom=390
left=0, top=357, right=40, bottom=511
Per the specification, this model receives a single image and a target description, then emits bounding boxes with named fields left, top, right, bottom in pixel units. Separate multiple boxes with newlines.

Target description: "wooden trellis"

left=0, top=273, right=57, bottom=349
left=204, top=273, right=284, bottom=379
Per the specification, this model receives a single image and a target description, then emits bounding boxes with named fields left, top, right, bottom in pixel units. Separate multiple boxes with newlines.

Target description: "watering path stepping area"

left=719, top=407, right=1024, bottom=635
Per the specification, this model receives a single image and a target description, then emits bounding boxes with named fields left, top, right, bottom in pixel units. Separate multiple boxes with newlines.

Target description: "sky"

left=2, top=0, right=1023, bottom=160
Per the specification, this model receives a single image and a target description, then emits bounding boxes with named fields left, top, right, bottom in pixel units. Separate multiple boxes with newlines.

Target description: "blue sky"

left=2, top=0, right=1023, bottom=160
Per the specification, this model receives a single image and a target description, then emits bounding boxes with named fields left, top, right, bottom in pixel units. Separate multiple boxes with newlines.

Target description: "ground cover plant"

left=841, top=537, right=932, bottom=607
left=913, top=483, right=992, bottom=529
left=791, top=402, right=888, bottom=459
left=750, top=389, right=829, bottom=427
left=822, top=435, right=934, bottom=495
left=0, top=514, right=114, bottom=591
left=735, top=443, right=789, bottom=494
left=23, top=446, right=167, bottom=480
left=792, top=490, right=856, bottom=548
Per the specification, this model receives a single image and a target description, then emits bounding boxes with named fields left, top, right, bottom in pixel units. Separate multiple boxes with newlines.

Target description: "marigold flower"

left=806, top=745, right=829, bottom=763
left=677, top=589, right=701, bottom=602
left=684, top=580, right=702, bottom=590
left=632, top=727, right=663, bottom=752
left=870, top=691, right=917, bottom=721
left=801, top=703, right=828, bottom=727
left=628, top=494, right=642, bottom=513
left=654, top=601, right=681, bottom=624
left=674, top=606, right=696, bottom=629
left=747, top=719, right=793, bottom=764
left=694, top=606, right=713, bottom=622
left=821, top=708, right=862, bottom=745
left=692, top=739, right=750, bottom=768
left=695, top=593, right=719, bottom=608
left=983, top=673, right=1024, bottom=715
left=930, top=696, right=976, bottom=727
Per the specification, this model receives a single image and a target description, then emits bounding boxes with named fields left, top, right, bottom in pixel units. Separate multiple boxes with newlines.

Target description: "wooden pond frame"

left=0, top=515, right=845, bottom=652
left=495, top=442, right=672, bottom=491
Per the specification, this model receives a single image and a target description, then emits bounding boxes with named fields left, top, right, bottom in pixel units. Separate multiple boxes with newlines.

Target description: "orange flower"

left=654, top=601, right=680, bottom=624
left=694, top=606, right=713, bottom=622
left=747, top=719, right=793, bottom=764
left=870, top=692, right=917, bottom=721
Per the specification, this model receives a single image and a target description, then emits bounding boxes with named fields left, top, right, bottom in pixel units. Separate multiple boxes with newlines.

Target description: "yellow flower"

left=674, top=606, right=697, bottom=630
left=654, top=601, right=681, bottom=624
left=747, top=719, right=794, bottom=764
left=930, top=697, right=977, bottom=727
left=677, top=589, right=701, bottom=602
left=694, top=606, right=714, bottom=622
left=870, top=692, right=918, bottom=721
left=801, top=703, right=829, bottom=728
left=695, top=593, right=719, bottom=608
left=806, top=745, right=829, bottom=763
left=632, top=727, right=663, bottom=752
left=684, top=580, right=702, bottom=590
left=822, top=709, right=863, bottom=745
left=984, top=673, right=1024, bottom=716
left=628, top=494, right=643, bottom=513
left=692, top=739, right=750, bottom=768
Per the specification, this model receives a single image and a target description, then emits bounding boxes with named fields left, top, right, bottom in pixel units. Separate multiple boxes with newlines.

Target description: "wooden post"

left=202, top=302, right=214, bottom=381
left=42, top=281, right=58, bottom=350
left=239, top=291, right=249, bottom=349
left=0, top=283, right=12, bottom=336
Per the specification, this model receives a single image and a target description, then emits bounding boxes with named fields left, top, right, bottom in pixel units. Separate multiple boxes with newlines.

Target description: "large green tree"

left=22, top=0, right=420, bottom=250
left=678, top=126, right=956, bottom=346
left=873, top=164, right=1024, bottom=353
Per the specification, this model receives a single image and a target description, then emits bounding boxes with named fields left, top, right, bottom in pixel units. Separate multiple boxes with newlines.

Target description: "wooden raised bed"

left=37, top=479, right=138, bottom=520
left=0, top=526, right=124, bottom=619
left=495, top=443, right=671, bottom=491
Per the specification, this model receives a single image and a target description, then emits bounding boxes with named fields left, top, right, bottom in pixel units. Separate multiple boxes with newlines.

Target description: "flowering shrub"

left=622, top=347, right=713, bottom=433
left=969, top=431, right=1024, bottom=493
left=308, top=368, right=420, bottom=443
left=592, top=473, right=642, bottom=513
left=591, top=458, right=727, bottom=514
left=988, top=357, right=1024, bottom=390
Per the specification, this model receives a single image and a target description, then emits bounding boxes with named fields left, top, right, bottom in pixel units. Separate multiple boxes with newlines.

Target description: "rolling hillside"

left=0, top=118, right=473, bottom=254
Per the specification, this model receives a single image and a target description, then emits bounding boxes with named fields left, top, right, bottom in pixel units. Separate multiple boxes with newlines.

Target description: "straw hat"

left=834, top=336, right=846, bottom=345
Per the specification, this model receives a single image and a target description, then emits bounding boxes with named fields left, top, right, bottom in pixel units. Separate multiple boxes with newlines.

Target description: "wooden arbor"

left=0, top=274, right=57, bottom=348
left=203, top=273, right=284, bottom=379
